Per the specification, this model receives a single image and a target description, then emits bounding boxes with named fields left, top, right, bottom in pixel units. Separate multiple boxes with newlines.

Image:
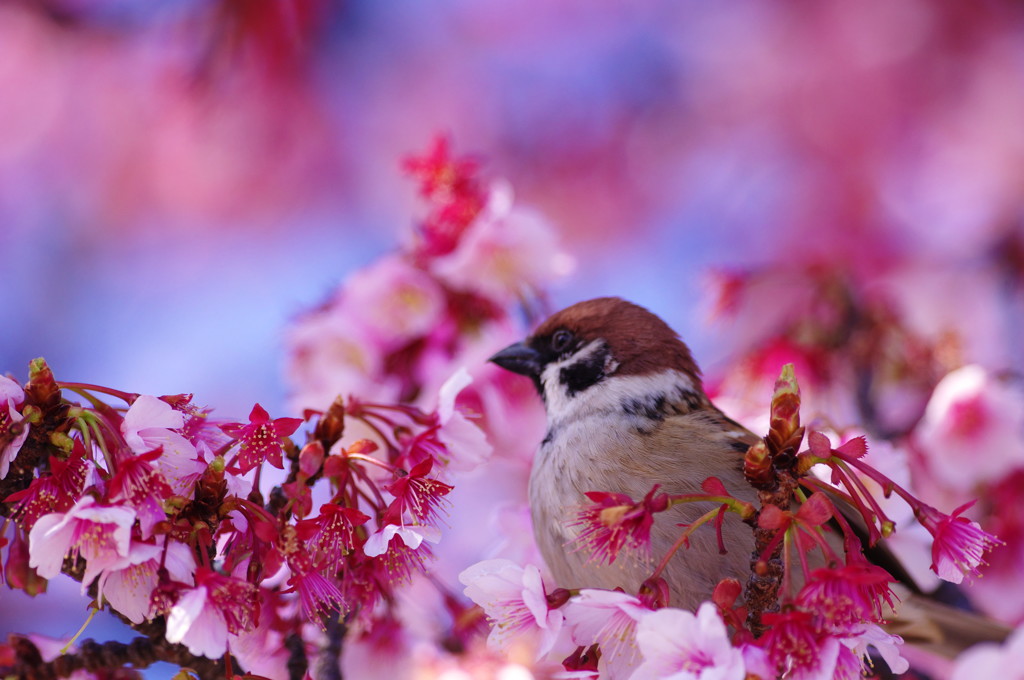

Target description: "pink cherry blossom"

left=631, top=603, right=745, bottom=680
left=916, top=501, right=1002, bottom=584
left=760, top=610, right=838, bottom=680
left=562, top=589, right=653, bottom=680
left=383, top=458, right=453, bottom=526
left=809, top=432, right=940, bottom=591
left=97, top=540, right=196, bottom=624
left=165, top=584, right=231, bottom=659
left=915, top=364, right=1024, bottom=492
left=27, top=496, right=137, bottom=589
left=298, top=503, right=370, bottom=566
left=165, top=568, right=259, bottom=659
left=429, top=182, right=573, bottom=305
left=106, top=449, right=172, bottom=539
left=288, top=568, right=346, bottom=628
left=121, top=394, right=187, bottom=450
left=285, top=309, right=395, bottom=411
left=0, top=374, right=28, bottom=479
left=950, top=624, right=1024, bottom=680
left=120, top=395, right=204, bottom=495
left=570, top=486, right=669, bottom=565
left=220, top=403, right=303, bottom=472
left=435, top=367, right=493, bottom=472
left=459, top=558, right=565, bottom=658
left=831, top=643, right=864, bottom=680
left=840, top=624, right=908, bottom=677
left=230, top=591, right=292, bottom=679
left=7, top=452, right=86, bottom=534
left=342, top=254, right=447, bottom=345
left=403, top=135, right=487, bottom=258
left=363, top=523, right=441, bottom=557
left=796, top=562, right=896, bottom=629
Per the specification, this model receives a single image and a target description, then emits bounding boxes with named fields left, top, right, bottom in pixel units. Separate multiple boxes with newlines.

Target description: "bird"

left=488, top=296, right=1009, bottom=654
left=489, top=296, right=759, bottom=611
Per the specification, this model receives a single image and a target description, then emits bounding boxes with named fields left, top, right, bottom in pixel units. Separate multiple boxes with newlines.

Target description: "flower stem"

left=650, top=506, right=723, bottom=580
left=59, top=383, right=136, bottom=404
left=61, top=605, right=99, bottom=654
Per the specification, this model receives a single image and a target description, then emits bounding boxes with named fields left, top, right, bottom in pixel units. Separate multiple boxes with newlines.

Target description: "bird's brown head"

left=488, top=297, right=702, bottom=401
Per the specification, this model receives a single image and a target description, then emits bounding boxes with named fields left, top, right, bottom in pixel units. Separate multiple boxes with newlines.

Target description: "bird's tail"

left=885, top=585, right=1012, bottom=658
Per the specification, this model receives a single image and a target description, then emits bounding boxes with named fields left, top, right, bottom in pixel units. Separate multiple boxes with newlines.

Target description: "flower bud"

left=315, top=396, right=346, bottom=448
left=712, top=578, right=743, bottom=609
left=744, top=440, right=774, bottom=488
left=48, top=431, right=74, bottom=453
left=26, top=357, right=61, bottom=409
left=299, top=441, right=326, bottom=478
left=770, top=363, right=801, bottom=443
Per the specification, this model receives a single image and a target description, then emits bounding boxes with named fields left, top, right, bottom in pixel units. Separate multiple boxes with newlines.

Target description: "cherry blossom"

left=342, top=254, right=448, bottom=346
left=630, top=603, right=745, bottom=680
left=121, top=394, right=186, bottom=451
left=807, top=432, right=939, bottom=591
left=435, top=367, right=494, bottom=472
left=796, top=562, right=896, bottom=629
left=97, top=540, right=196, bottom=624
left=759, top=610, right=838, bottom=680
left=299, top=503, right=370, bottom=566
left=285, top=310, right=393, bottom=411
left=403, top=135, right=487, bottom=258
left=459, top=558, right=566, bottom=658
left=917, top=501, right=1003, bottom=584
left=7, top=448, right=89, bottom=531
left=915, top=365, right=1024, bottom=492
left=0, top=375, right=28, bottom=479
left=562, top=589, right=654, bottom=680
left=429, top=182, right=573, bottom=305
left=363, top=523, right=441, bottom=558
left=27, top=496, right=136, bottom=589
left=840, top=624, right=908, bottom=677
left=165, top=568, right=259, bottom=659
left=383, top=458, right=453, bottom=526
left=570, top=486, right=669, bottom=565
left=220, top=403, right=303, bottom=472
left=288, top=568, right=346, bottom=628
left=230, top=591, right=292, bottom=678
left=106, top=449, right=172, bottom=539
left=950, top=624, right=1024, bottom=680
left=120, top=395, right=203, bottom=494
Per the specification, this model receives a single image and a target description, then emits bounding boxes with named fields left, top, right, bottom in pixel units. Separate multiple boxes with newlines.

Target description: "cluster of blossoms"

left=0, top=138, right=577, bottom=679
left=0, top=139, right=575, bottom=679
left=1, top=137, right=1016, bottom=680
left=700, top=245, right=1024, bottom=673
left=0, top=356, right=491, bottom=677
left=460, top=366, right=1004, bottom=680
left=286, top=135, right=573, bottom=414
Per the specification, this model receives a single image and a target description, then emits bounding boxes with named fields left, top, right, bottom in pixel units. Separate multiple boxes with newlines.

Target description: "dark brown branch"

left=5, top=634, right=227, bottom=680
left=317, top=617, right=346, bottom=680
left=744, top=473, right=798, bottom=636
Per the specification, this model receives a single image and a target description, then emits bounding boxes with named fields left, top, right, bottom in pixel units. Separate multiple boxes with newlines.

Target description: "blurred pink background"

left=4, top=0, right=1024, bottom=410
left=3, top=0, right=1024, bottom=674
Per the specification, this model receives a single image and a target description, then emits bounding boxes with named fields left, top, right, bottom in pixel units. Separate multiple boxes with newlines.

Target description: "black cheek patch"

left=623, top=394, right=668, bottom=421
left=559, top=348, right=609, bottom=397
left=679, top=389, right=704, bottom=412
left=622, top=386, right=704, bottom=422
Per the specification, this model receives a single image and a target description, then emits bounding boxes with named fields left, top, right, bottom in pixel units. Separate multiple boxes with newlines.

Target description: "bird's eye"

left=551, top=329, right=574, bottom=353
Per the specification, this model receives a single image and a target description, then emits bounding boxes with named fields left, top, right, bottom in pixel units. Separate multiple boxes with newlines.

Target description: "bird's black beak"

left=489, top=341, right=543, bottom=378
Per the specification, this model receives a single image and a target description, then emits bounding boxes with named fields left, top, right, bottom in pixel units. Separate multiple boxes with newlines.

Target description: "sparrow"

left=489, top=296, right=1009, bottom=654
left=489, top=296, right=758, bottom=611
